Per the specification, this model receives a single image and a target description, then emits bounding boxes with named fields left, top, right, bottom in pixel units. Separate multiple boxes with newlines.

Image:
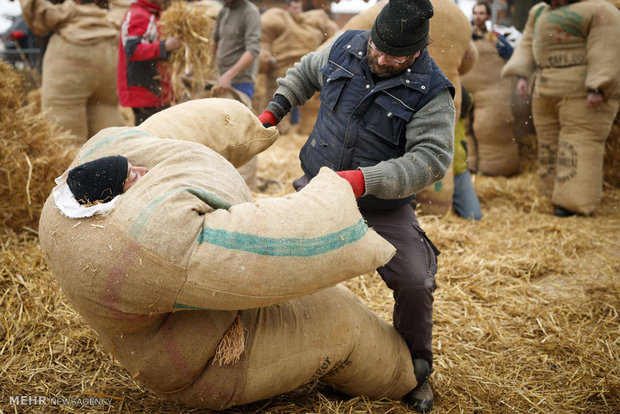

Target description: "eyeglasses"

left=368, top=40, right=408, bottom=65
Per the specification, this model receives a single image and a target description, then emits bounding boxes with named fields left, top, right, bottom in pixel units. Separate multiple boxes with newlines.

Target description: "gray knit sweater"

left=272, top=34, right=456, bottom=200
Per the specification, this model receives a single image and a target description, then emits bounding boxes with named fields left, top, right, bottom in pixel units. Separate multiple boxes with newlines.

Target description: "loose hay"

left=1, top=115, right=619, bottom=411
left=0, top=61, right=77, bottom=233
left=159, top=0, right=219, bottom=101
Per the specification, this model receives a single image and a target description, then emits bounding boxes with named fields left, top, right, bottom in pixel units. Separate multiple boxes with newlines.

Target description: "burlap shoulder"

left=501, top=2, right=543, bottom=79
left=136, top=98, right=279, bottom=168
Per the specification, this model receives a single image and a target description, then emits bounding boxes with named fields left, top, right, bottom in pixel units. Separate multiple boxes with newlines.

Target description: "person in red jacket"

left=117, top=0, right=181, bottom=125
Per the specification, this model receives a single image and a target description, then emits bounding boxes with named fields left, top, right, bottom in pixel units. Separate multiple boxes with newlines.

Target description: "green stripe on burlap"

left=197, top=218, right=369, bottom=257
left=80, top=129, right=153, bottom=162
left=173, top=303, right=208, bottom=310
left=130, top=187, right=232, bottom=240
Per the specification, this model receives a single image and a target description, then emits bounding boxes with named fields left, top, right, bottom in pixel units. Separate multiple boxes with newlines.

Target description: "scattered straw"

left=0, top=61, right=77, bottom=233
left=1, top=63, right=619, bottom=412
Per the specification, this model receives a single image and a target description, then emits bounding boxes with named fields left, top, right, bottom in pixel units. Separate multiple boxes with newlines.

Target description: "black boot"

left=403, top=359, right=434, bottom=412
left=554, top=206, right=576, bottom=217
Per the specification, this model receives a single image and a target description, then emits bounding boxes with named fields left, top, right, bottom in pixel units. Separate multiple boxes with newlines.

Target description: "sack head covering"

left=67, top=155, right=128, bottom=205
left=370, top=0, right=434, bottom=57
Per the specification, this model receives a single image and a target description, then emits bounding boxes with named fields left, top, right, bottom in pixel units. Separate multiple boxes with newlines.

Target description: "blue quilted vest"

left=299, top=30, right=453, bottom=210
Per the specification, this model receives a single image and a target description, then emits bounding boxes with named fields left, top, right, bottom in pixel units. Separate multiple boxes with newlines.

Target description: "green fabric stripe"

left=198, top=218, right=369, bottom=257
left=173, top=303, right=208, bottom=310
left=80, top=129, right=152, bottom=162
left=129, top=187, right=232, bottom=240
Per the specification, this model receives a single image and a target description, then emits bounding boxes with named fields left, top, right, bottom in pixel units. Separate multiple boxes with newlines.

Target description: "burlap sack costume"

left=39, top=98, right=417, bottom=409
left=20, top=0, right=125, bottom=143
left=462, top=32, right=519, bottom=177
left=258, top=7, right=339, bottom=133
left=326, top=0, right=472, bottom=216
left=502, top=0, right=620, bottom=214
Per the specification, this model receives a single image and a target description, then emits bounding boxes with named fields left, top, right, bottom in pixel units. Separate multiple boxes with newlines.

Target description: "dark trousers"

left=132, top=105, right=170, bottom=126
left=361, top=202, right=439, bottom=370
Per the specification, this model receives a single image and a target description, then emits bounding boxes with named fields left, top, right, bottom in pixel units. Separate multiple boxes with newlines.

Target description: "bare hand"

left=215, top=70, right=233, bottom=94
left=517, top=77, right=529, bottom=97
left=587, top=91, right=603, bottom=108
left=165, top=36, right=182, bottom=52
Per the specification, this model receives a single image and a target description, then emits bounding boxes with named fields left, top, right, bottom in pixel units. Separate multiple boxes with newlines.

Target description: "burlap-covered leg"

left=41, top=35, right=93, bottom=142
left=236, top=285, right=415, bottom=406
left=531, top=96, right=560, bottom=198
left=552, top=98, right=619, bottom=215
left=473, top=89, right=519, bottom=176
left=87, top=40, right=125, bottom=137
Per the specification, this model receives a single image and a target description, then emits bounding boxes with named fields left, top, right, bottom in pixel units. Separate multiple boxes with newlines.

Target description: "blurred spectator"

left=117, top=0, right=181, bottom=125
left=471, top=1, right=513, bottom=60
left=212, top=0, right=261, bottom=190
left=453, top=86, right=482, bottom=220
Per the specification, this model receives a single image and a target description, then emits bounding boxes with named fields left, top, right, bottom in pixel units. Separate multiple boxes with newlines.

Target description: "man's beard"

left=366, top=46, right=409, bottom=79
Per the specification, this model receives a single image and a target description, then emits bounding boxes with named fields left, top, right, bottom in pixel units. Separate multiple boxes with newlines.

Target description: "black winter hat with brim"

left=67, top=155, right=128, bottom=205
left=371, top=0, right=434, bottom=57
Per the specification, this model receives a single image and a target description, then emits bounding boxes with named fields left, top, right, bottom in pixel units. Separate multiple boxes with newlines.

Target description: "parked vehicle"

left=0, top=14, right=48, bottom=72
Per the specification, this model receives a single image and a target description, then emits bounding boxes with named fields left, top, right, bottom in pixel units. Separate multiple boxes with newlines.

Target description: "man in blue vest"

left=258, top=0, right=454, bottom=411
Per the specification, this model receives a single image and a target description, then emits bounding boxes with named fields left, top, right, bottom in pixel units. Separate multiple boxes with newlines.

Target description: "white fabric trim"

left=52, top=171, right=119, bottom=219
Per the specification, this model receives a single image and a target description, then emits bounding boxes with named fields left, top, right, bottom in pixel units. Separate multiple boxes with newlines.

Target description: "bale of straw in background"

left=0, top=61, right=77, bottom=233
left=159, top=0, right=220, bottom=101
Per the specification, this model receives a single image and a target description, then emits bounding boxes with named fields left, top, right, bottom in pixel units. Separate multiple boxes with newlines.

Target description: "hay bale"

left=159, top=0, right=220, bottom=101
left=0, top=61, right=77, bottom=232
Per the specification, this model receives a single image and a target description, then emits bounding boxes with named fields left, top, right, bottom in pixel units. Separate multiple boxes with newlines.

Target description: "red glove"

left=258, top=110, right=278, bottom=127
left=336, top=170, right=365, bottom=199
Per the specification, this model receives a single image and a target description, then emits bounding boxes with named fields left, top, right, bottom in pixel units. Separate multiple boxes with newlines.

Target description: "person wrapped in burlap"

left=19, top=0, right=125, bottom=143
left=462, top=1, right=519, bottom=177
left=501, top=0, right=620, bottom=216
left=38, top=98, right=419, bottom=409
left=258, top=0, right=339, bottom=132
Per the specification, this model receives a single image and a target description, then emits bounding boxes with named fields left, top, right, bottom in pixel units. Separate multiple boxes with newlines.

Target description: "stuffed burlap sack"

left=39, top=103, right=400, bottom=406
left=462, top=33, right=518, bottom=177
left=137, top=98, right=273, bottom=168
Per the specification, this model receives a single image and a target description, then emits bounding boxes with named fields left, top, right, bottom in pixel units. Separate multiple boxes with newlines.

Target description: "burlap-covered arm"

left=19, top=0, right=77, bottom=36
left=458, top=39, right=479, bottom=76
left=583, top=1, right=620, bottom=98
left=501, top=3, right=542, bottom=80
left=178, top=168, right=396, bottom=311
left=137, top=98, right=279, bottom=167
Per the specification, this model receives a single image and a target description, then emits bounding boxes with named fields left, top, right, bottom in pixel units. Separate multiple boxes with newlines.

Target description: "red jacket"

left=117, top=0, right=174, bottom=108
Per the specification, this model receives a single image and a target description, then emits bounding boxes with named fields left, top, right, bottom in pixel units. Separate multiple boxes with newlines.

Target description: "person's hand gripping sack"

left=336, top=170, right=365, bottom=199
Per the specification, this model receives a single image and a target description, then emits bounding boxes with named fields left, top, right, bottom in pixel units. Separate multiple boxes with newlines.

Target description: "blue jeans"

left=453, top=170, right=482, bottom=220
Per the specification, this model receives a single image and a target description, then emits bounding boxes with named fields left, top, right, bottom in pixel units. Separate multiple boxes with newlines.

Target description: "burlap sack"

left=169, top=285, right=415, bottom=408
left=462, top=33, right=518, bottom=176
left=41, top=34, right=124, bottom=143
left=137, top=98, right=270, bottom=169
left=39, top=99, right=404, bottom=406
left=502, top=0, right=620, bottom=100
left=260, top=8, right=338, bottom=73
left=533, top=96, right=619, bottom=214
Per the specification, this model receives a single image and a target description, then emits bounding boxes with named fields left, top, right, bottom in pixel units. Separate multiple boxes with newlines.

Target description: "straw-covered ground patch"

left=1, top=74, right=619, bottom=412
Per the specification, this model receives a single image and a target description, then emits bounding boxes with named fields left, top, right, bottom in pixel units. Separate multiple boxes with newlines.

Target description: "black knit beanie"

left=370, top=0, right=434, bottom=57
left=67, top=155, right=128, bottom=205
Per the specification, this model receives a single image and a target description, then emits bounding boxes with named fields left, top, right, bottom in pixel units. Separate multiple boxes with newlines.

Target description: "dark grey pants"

left=360, top=202, right=439, bottom=370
